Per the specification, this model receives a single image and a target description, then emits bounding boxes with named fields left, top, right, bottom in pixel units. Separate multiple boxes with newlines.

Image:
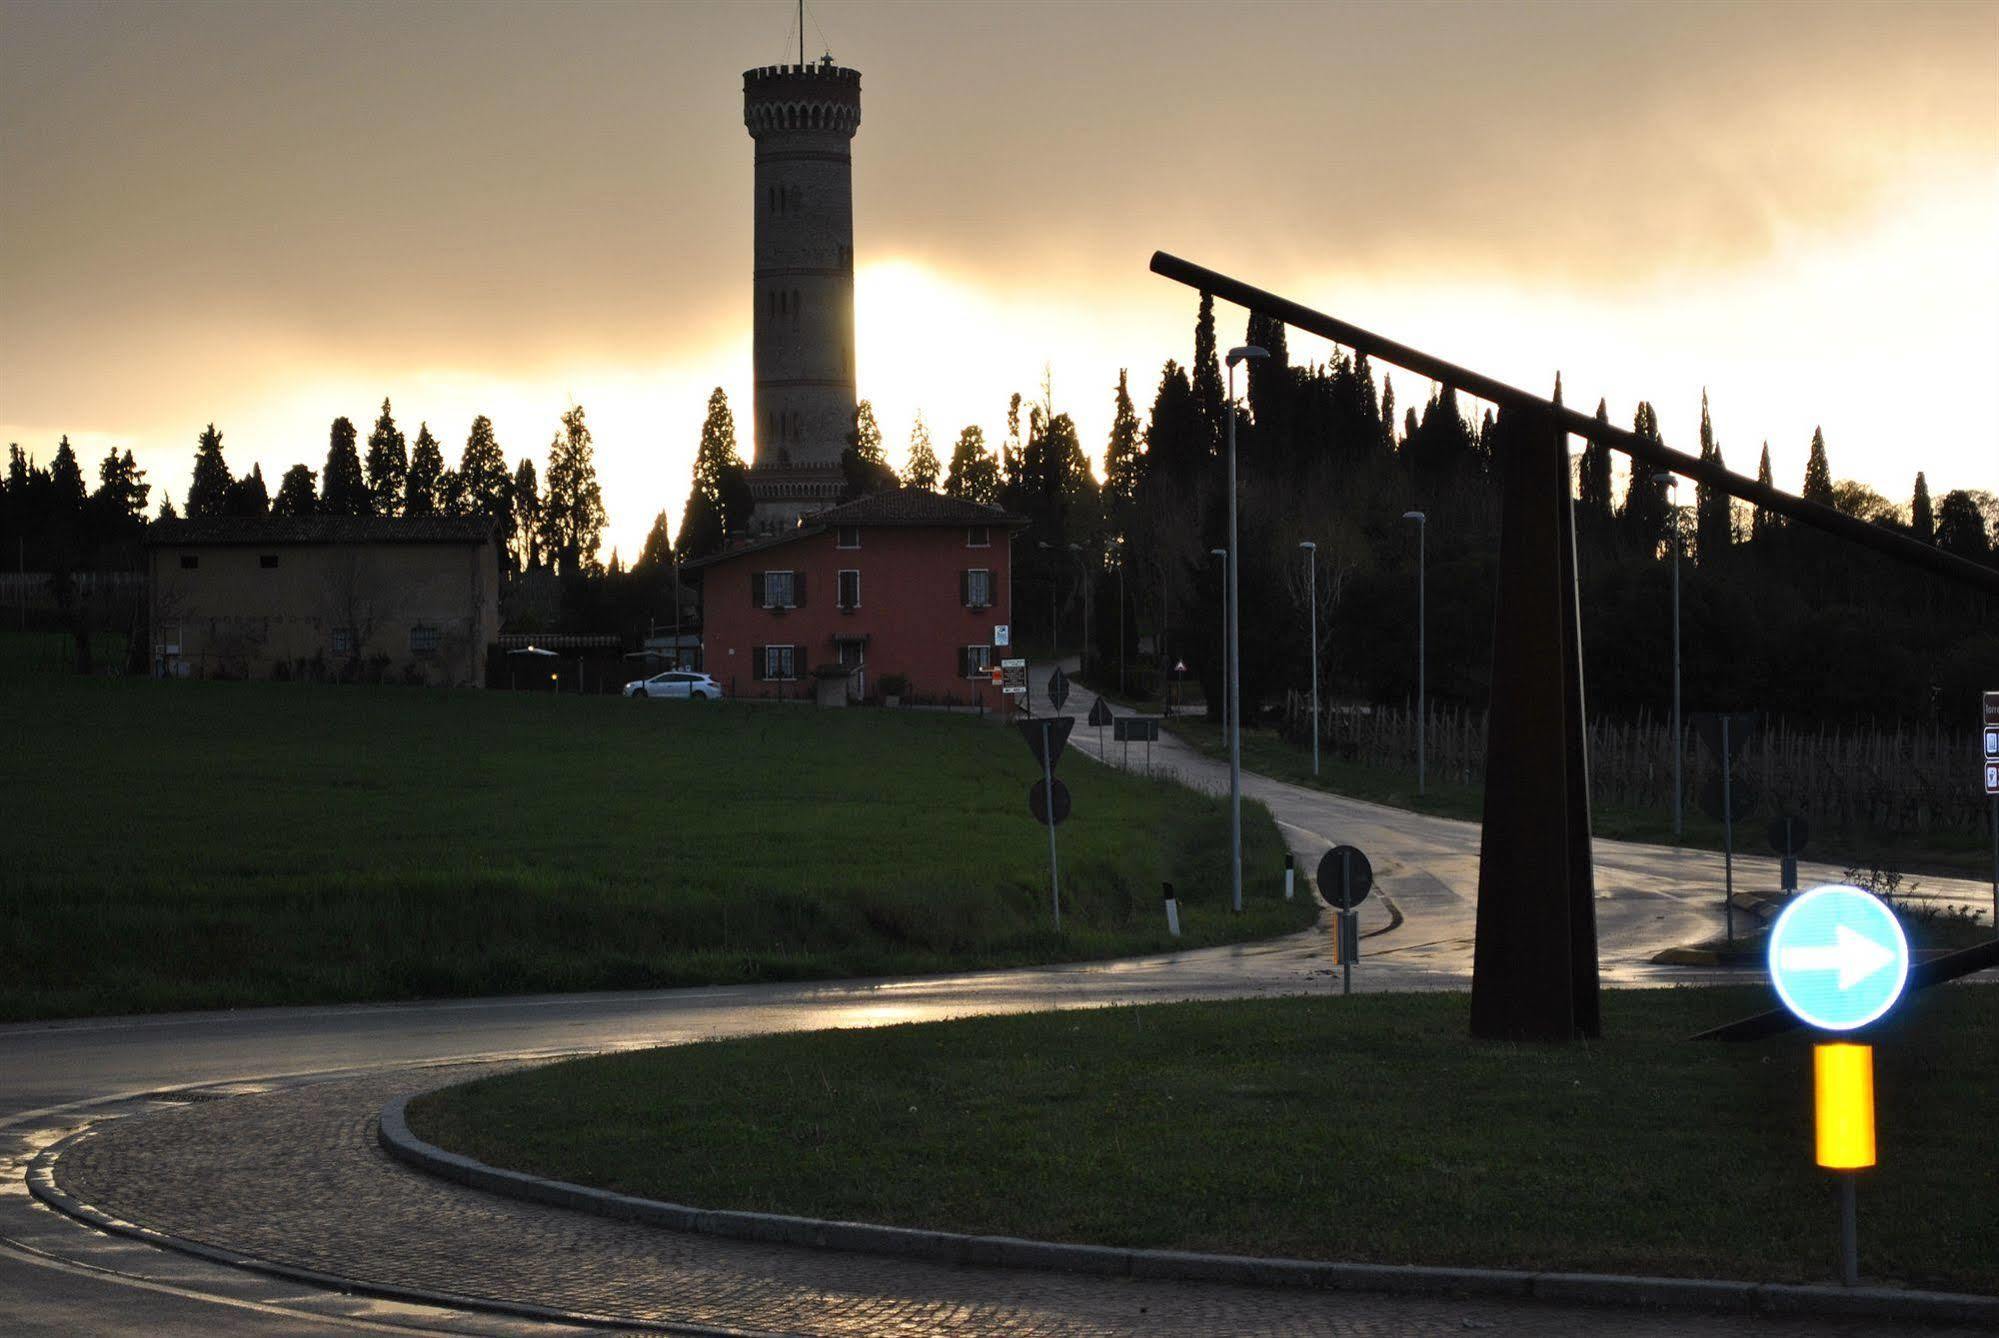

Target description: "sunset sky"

left=3, top=0, right=1994, bottom=556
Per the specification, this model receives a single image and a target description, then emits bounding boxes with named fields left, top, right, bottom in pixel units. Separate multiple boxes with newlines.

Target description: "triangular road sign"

left=1017, top=716, right=1075, bottom=771
left=1088, top=697, right=1113, bottom=727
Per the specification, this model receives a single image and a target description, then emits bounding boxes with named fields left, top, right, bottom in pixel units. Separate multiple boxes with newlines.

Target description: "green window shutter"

left=752, top=645, right=766, bottom=680
left=751, top=571, right=766, bottom=608
left=959, top=570, right=969, bottom=607
left=793, top=571, right=807, bottom=607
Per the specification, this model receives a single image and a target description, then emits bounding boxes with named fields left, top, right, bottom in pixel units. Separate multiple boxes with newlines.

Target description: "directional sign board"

left=1113, top=716, right=1160, bottom=743
left=1315, top=845, right=1373, bottom=910
left=1767, top=885, right=1910, bottom=1033
left=1984, top=691, right=1998, bottom=795
left=1028, top=777, right=1072, bottom=826
left=1017, top=716, right=1074, bottom=770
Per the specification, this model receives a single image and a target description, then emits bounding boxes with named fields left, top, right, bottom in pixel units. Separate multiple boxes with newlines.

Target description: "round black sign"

left=1315, top=845, right=1373, bottom=909
left=1028, top=777, right=1072, bottom=826
left=1765, top=814, right=1810, bottom=856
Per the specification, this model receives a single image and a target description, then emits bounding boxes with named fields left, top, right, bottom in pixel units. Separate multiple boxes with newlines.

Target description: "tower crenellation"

left=743, top=58, right=862, bottom=530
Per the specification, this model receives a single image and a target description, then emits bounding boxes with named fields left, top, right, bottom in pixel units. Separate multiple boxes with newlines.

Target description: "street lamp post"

left=1402, top=511, right=1426, bottom=796
left=1653, top=470, right=1682, bottom=840
left=1224, top=344, right=1268, bottom=914
left=1039, top=539, right=1085, bottom=664
left=1116, top=539, right=1127, bottom=697
left=1300, top=540, right=1319, bottom=778
left=1209, top=547, right=1228, bottom=732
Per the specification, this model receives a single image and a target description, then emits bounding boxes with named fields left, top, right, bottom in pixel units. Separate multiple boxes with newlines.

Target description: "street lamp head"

left=1402, top=510, right=1426, bottom=523
left=1210, top=547, right=1227, bottom=559
left=1652, top=469, right=1676, bottom=485
left=1299, top=540, right=1316, bottom=552
left=1225, top=345, right=1270, bottom=368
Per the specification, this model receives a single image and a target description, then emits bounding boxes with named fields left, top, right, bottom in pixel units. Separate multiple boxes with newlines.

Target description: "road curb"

left=381, top=1094, right=1999, bottom=1327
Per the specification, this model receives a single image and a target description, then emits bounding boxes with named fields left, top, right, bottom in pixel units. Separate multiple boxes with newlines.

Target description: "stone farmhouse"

left=144, top=516, right=500, bottom=686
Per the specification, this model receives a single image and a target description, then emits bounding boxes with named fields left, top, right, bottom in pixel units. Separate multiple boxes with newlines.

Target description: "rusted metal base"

left=1470, top=407, right=1601, bottom=1041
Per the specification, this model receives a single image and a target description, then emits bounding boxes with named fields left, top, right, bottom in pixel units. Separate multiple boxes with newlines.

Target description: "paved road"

left=4, top=670, right=1991, bottom=1334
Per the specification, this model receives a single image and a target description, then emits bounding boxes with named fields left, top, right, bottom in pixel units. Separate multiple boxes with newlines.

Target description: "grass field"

left=0, top=646, right=1309, bottom=1020
left=409, top=985, right=1999, bottom=1294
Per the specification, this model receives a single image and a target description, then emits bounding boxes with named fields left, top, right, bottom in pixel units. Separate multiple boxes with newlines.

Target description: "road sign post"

left=1088, top=696, right=1113, bottom=759
left=1695, top=711, right=1760, bottom=941
left=1769, top=883, right=1910, bottom=1288
left=1041, top=722, right=1060, bottom=930
left=1316, top=845, right=1373, bottom=996
left=1984, top=691, right=1997, bottom=936
left=1018, top=716, right=1076, bottom=931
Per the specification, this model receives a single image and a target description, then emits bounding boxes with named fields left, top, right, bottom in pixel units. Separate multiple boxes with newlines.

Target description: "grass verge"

left=409, top=985, right=1999, bottom=1294
left=1161, top=715, right=1993, bottom=879
left=0, top=655, right=1310, bottom=1020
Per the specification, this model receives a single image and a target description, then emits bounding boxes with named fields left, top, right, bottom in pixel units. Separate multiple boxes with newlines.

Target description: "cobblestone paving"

left=47, top=1067, right=1986, bottom=1337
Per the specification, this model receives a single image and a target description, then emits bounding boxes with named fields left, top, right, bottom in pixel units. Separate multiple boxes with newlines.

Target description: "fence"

left=1283, top=692, right=1987, bottom=838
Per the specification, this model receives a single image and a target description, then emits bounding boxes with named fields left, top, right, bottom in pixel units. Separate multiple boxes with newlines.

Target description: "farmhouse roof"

left=683, top=489, right=1026, bottom=570
left=146, top=516, right=498, bottom=546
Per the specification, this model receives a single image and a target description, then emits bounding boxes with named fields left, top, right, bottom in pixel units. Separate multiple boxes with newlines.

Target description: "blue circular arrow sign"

left=1767, top=885, right=1910, bottom=1032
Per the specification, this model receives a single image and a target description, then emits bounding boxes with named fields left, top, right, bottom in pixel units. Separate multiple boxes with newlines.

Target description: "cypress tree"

left=1103, top=369, right=1143, bottom=528
left=225, top=463, right=269, bottom=517
left=1380, top=375, right=1396, bottom=450
left=510, top=458, right=541, bottom=571
left=48, top=437, right=87, bottom=514
left=541, top=404, right=606, bottom=578
left=1694, top=390, right=1731, bottom=563
left=1911, top=471, right=1933, bottom=543
left=678, top=388, right=746, bottom=562
left=321, top=417, right=368, bottom=516
left=456, top=415, right=513, bottom=544
left=840, top=400, right=896, bottom=498
left=1619, top=403, right=1668, bottom=549
left=404, top=423, right=445, bottom=516
left=1802, top=427, right=1833, bottom=503
left=364, top=399, right=408, bottom=517
left=633, top=510, right=674, bottom=572
left=1752, top=442, right=1776, bottom=539
left=272, top=465, right=317, bottom=517
left=945, top=425, right=999, bottom=504
left=903, top=413, right=941, bottom=490
left=1578, top=398, right=1614, bottom=521
left=186, top=424, right=232, bottom=517
left=1191, top=292, right=1225, bottom=449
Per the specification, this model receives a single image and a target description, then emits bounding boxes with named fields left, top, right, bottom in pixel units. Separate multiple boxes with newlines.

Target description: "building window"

left=754, top=569, right=802, bottom=609
left=759, top=644, right=798, bottom=680
left=837, top=569, right=860, bottom=610
left=837, top=525, right=860, bottom=549
left=960, top=645, right=993, bottom=679
left=180, top=554, right=198, bottom=569
left=259, top=554, right=279, bottom=569
left=409, top=625, right=439, bottom=658
left=331, top=626, right=356, bottom=657
left=967, top=526, right=990, bottom=548
left=157, top=622, right=182, bottom=655
left=962, top=568, right=994, bottom=609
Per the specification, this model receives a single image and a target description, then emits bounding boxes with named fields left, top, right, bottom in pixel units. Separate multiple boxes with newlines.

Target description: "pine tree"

left=158, top=496, right=179, bottom=521
left=1935, top=490, right=1990, bottom=558
left=364, top=399, right=408, bottom=517
left=225, top=463, right=269, bottom=517
left=945, top=425, right=1000, bottom=504
left=321, top=417, right=368, bottom=515
left=404, top=423, right=445, bottom=516
left=273, top=465, right=317, bottom=517
left=1578, top=398, right=1614, bottom=521
left=633, top=510, right=675, bottom=572
left=678, top=388, right=747, bottom=562
left=903, top=413, right=940, bottom=490
left=1802, top=427, right=1833, bottom=503
left=1911, top=471, right=1933, bottom=543
left=541, top=404, right=606, bottom=578
left=1102, top=369, right=1144, bottom=528
left=1694, top=390, right=1731, bottom=563
left=92, top=448, right=150, bottom=537
left=1752, top=442, right=1776, bottom=540
left=186, top=423, right=232, bottom=517
left=510, top=458, right=541, bottom=571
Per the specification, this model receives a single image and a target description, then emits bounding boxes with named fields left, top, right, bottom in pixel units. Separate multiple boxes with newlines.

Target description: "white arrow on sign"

left=1777, top=924, right=1897, bottom=991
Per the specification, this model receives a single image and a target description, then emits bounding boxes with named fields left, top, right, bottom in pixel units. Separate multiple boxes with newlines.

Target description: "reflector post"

left=1814, top=1043, right=1876, bottom=1170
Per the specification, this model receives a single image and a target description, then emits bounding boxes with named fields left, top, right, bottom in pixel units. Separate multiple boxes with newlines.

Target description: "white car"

left=625, top=670, right=724, bottom=701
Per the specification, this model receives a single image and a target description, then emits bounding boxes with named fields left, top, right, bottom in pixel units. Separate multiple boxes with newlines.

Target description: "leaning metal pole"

left=1226, top=367, right=1244, bottom=915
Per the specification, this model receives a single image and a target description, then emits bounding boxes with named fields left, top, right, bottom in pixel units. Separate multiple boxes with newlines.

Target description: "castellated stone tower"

left=743, top=57, right=861, bottom=530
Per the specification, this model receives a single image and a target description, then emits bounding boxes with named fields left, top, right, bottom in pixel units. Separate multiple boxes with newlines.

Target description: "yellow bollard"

left=1814, top=1043, right=1875, bottom=1170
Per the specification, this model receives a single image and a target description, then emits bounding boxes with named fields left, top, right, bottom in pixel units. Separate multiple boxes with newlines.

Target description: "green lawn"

left=1162, top=715, right=1992, bottom=880
left=0, top=658, right=1309, bottom=1021
left=409, top=985, right=1999, bottom=1294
